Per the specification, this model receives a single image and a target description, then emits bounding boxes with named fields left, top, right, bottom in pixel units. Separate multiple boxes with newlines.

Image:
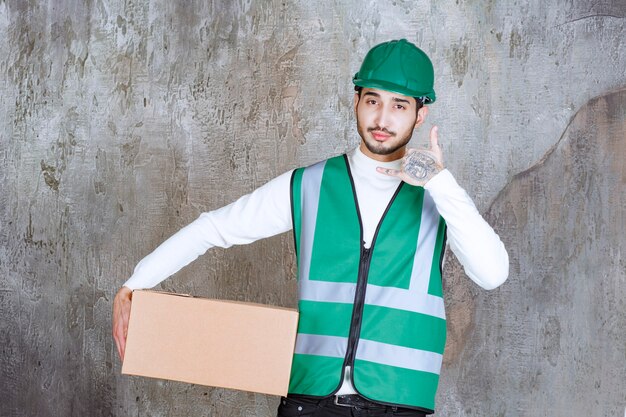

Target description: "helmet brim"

left=353, top=77, right=436, bottom=104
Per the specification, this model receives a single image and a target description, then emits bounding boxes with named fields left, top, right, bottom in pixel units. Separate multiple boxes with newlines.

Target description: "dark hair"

left=354, top=86, right=424, bottom=111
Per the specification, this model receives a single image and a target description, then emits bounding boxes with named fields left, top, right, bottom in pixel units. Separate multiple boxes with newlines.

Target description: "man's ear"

left=415, top=105, right=429, bottom=128
left=353, top=92, right=360, bottom=114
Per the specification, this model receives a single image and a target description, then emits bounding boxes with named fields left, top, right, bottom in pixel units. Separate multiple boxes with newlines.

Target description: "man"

left=113, top=39, right=508, bottom=416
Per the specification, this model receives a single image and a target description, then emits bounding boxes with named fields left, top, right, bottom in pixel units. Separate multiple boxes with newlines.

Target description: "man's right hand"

left=112, top=286, right=133, bottom=361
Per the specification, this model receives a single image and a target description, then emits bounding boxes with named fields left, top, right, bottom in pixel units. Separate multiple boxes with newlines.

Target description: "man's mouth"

left=368, top=128, right=394, bottom=141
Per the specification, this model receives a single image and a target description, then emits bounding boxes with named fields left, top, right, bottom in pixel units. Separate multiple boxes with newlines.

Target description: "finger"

left=112, top=287, right=133, bottom=361
left=429, top=126, right=439, bottom=150
left=114, top=330, right=123, bottom=360
left=119, top=337, right=125, bottom=360
left=376, top=167, right=401, bottom=177
left=120, top=309, right=130, bottom=359
left=114, top=319, right=125, bottom=358
left=116, top=321, right=127, bottom=360
left=113, top=308, right=121, bottom=358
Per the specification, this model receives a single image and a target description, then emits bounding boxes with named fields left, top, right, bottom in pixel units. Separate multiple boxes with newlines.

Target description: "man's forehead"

left=361, top=88, right=415, bottom=103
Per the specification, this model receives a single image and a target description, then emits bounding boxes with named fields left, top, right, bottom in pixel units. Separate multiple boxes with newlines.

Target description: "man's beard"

left=357, top=122, right=414, bottom=156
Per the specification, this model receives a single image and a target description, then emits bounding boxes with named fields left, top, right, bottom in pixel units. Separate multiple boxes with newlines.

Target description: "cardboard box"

left=122, top=290, right=299, bottom=396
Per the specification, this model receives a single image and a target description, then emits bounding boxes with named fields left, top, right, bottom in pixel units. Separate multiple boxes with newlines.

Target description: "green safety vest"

left=288, top=154, right=447, bottom=413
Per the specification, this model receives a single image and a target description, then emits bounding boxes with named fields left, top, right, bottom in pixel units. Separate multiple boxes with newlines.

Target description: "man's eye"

left=367, top=100, right=377, bottom=105
left=395, top=105, right=405, bottom=110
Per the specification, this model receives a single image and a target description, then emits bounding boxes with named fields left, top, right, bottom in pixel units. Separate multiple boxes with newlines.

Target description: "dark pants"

left=276, top=396, right=428, bottom=417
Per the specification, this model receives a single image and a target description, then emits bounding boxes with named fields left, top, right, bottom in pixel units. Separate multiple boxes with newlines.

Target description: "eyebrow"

left=363, top=91, right=411, bottom=105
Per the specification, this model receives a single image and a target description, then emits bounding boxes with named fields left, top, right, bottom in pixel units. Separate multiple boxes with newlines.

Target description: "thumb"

left=429, top=126, right=439, bottom=151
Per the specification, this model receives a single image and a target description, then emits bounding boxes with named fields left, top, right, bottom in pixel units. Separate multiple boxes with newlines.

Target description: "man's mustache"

left=367, top=127, right=396, bottom=136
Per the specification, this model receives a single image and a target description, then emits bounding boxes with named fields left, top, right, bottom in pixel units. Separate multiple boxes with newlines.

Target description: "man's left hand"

left=376, top=126, right=444, bottom=187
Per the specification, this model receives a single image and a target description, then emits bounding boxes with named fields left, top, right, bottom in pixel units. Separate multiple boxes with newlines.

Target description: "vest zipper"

left=339, top=154, right=405, bottom=389
left=343, top=243, right=373, bottom=368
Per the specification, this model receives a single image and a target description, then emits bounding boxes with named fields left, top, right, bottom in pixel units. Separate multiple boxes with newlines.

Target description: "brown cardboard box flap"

left=122, top=290, right=299, bottom=396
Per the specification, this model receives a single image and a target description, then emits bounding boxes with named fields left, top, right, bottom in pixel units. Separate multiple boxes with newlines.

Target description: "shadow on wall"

left=443, top=88, right=626, bottom=416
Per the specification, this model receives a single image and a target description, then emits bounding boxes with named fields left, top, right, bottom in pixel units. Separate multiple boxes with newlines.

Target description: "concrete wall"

left=1, top=1, right=624, bottom=416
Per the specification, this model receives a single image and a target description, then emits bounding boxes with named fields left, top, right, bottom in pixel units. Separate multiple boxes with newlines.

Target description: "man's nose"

left=374, top=106, right=390, bottom=128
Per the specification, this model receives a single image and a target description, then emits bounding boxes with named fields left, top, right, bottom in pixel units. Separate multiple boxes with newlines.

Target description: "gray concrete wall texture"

left=1, top=0, right=624, bottom=416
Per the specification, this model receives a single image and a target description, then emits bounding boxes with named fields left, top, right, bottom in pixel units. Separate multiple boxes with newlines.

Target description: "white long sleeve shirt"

left=123, top=146, right=509, bottom=395
left=124, top=147, right=509, bottom=291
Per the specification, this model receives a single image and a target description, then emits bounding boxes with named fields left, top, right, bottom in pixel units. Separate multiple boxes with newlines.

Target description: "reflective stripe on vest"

left=289, top=155, right=447, bottom=412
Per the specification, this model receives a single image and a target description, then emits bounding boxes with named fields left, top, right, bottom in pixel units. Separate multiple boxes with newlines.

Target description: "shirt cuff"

left=423, top=169, right=456, bottom=192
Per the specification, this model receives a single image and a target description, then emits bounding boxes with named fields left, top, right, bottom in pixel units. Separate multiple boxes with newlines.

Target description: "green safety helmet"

left=353, top=39, right=436, bottom=104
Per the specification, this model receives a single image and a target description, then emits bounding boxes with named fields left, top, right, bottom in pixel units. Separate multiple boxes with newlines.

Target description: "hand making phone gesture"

left=376, top=126, right=444, bottom=186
